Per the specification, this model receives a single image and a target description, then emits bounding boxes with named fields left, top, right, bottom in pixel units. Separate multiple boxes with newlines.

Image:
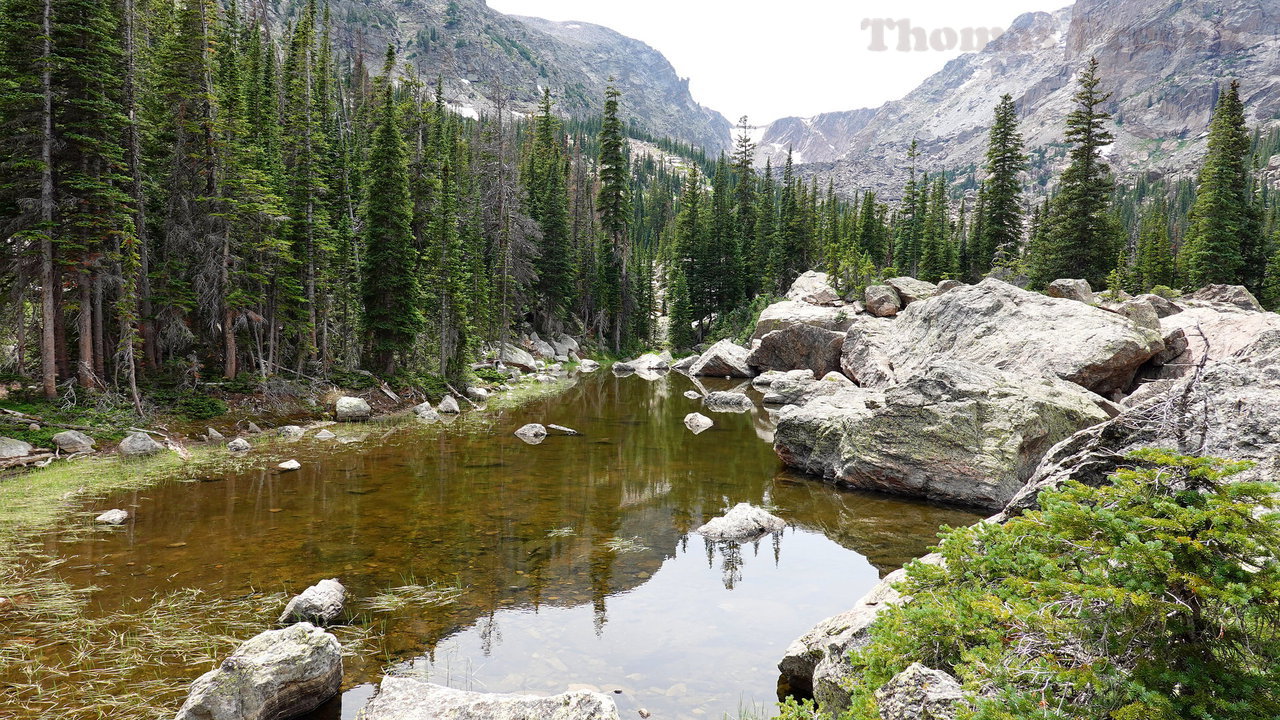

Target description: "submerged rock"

left=95, top=509, right=129, bottom=525
left=690, top=339, right=753, bottom=378
left=695, top=503, right=786, bottom=541
left=703, top=391, right=754, bottom=413
left=279, top=579, right=346, bottom=626
left=874, top=663, right=967, bottom=720
left=335, top=396, right=372, bottom=422
left=515, top=423, right=548, bottom=444
left=682, top=390, right=702, bottom=400
left=774, top=361, right=1109, bottom=509
left=118, top=432, right=163, bottom=458
left=356, top=676, right=620, bottom=720
left=547, top=424, right=581, bottom=436
left=173, top=622, right=342, bottom=720
left=684, top=413, right=713, bottom=435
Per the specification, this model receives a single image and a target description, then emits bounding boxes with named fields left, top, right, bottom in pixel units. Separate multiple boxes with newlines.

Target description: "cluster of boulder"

left=765, top=272, right=1280, bottom=717
left=172, top=577, right=620, bottom=720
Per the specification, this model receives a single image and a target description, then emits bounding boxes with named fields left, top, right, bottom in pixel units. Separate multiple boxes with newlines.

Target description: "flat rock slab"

left=174, top=622, right=342, bottom=720
left=703, top=391, right=755, bottom=413
left=356, top=677, right=620, bottom=720
left=53, top=430, right=95, bottom=453
left=0, top=437, right=33, bottom=459
left=279, top=579, right=346, bottom=626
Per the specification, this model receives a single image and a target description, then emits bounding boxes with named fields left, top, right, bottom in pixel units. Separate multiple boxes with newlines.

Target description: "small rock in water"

left=412, top=402, right=441, bottom=422
left=278, top=578, right=346, bottom=626
left=95, top=509, right=130, bottom=525
left=639, top=709, right=651, bottom=718
left=314, top=429, right=336, bottom=440
left=683, top=390, right=701, bottom=400
left=578, top=359, right=600, bottom=373
left=355, top=677, right=620, bottom=720
left=227, top=438, right=251, bottom=453
left=277, top=425, right=306, bottom=439
left=515, top=423, right=548, bottom=444
left=173, top=623, right=342, bottom=720
left=703, top=391, right=754, bottom=413
left=438, top=395, right=461, bottom=414
left=547, top=424, right=581, bottom=436
left=278, top=459, right=302, bottom=471
left=467, top=386, right=490, bottom=402
left=206, top=427, right=225, bottom=442
left=696, top=503, right=787, bottom=541
left=684, top=413, right=713, bottom=435
left=52, top=430, right=95, bottom=453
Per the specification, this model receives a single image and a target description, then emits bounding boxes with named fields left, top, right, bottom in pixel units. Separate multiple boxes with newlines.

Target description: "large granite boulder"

left=495, top=343, right=537, bottom=373
left=551, top=334, right=580, bottom=357
left=839, top=316, right=898, bottom=387
left=773, top=361, right=1110, bottom=509
left=690, top=340, right=753, bottom=378
left=1186, top=284, right=1262, bottom=311
left=1006, top=327, right=1280, bottom=515
left=1150, top=303, right=1280, bottom=379
left=864, top=285, right=902, bottom=318
left=118, top=432, right=164, bottom=458
left=173, top=623, right=342, bottom=720
left=356, top=677, right=620, bottom=720
left=885, top=277, right=937, bottom=306
left=751, top=300, right=859, bottom=341
left=695, top=503, right=786, bottom=541
left=786, top=271, right=841, bottom=305
left=528, top=333, right=557, bottom=360
left=279, top=579, right=346, bottom=626
left=335, top=396, right=372, bottom=422
left=747, top=324, right=844, bottom=377
left=1047, top=278, right=1096, bottom=304
left=842, top=278, right=1163, bottom=396
left=874, top=664, right=967, bottom=720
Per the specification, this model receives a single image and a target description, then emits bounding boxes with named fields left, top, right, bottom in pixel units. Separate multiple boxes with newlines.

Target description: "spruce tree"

left=360, top=46, right=423, bottom=375
left=1183, top=80, right=1263, bottom=290
left=1033, top=58, right=1120, bottom=288
left=596, top=82, right=631, bottom=351
left=978, top=94, right=1027, bottom=275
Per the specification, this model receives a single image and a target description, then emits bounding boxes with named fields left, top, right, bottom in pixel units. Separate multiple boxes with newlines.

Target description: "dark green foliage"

left=1032, top=58, right=1121, bottom=288
left=830, top=451, right=1280, bottom=720
left=976, top=94, right=1027, bottom=277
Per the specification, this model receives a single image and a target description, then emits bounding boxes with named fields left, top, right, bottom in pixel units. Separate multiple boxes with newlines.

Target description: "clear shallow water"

left=44, top=371, right=981, bottom=719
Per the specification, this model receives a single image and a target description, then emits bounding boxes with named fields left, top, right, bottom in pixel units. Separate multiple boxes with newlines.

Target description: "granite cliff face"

left=756, top=0, right=1280, bottom=198
left=307, top=0, right=731, bottom=152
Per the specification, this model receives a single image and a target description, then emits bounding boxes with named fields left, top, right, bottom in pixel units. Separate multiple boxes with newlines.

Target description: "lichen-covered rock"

left=173, top=623, right=342, bottom=720
left=528, top=332, right=557, bottom=360
left=864, top=285, right=902, bottom=317
left=95, top=509, right=129, bottom=525
left=747, top=324, right=844, bottom=377
left=577, top=358, right=600, bottom=373
left=355, top=676, right=620, bottom=720
left=774, top=361, right=1109, bottom=509
left=684, top=412, right=713, bottom=434
left=515, top=423, right=547, bottom=444
left=786, top=270, right=841, bottom=305
left=761, top=369, right=817, bottom=405
left=695, top=503, right=786, bottom=541
left=496, top=343, right=538, bottom=373
left=227, top=438, right=251, bottom=453
left=1133, top=293, right=1182, bottom=318
left=0, top=437, right=33, bottom=459
left=690, top=339, right=753, bottom=378
left=874, top=663, right=967, bottom=720
left=118, top=432, right=163, bottom=458
left=1186, top=284, right=1262, bottom=311
left=702, top=391, right=754, bottom=413
left=278, top=579, right=346, bottom=626
left=1046, top=278, right=1095, bottom=304
left=885, top=277, right=937, bottom=305
left=277, top=426, right=305, bottom=439
left=751, top=300, right=858, bottom=340
left=936, top=279, right=964, bottom=294
left=52, top=430, right=95, bottom=453
left=751, top=369, right=786, bottom=389
left=844, top=278, right=1163, bottom=395
left=335, top=396, right=372, bottom=422
left=1151, top=303, right=1280, bottom=379
left=1117, top=297, right=1159, bottom=332
left=1006, top=328, right=1280, bottom=515
left=670, top=354, right=698, bottom=373
left=438, top=396, right=461, bottom=414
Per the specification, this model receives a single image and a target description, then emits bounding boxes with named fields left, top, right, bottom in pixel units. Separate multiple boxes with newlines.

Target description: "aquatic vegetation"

left=363, top=582, right=465, bottom=613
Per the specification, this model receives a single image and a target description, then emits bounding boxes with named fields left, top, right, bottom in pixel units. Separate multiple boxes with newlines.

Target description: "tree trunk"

left=38, top=0, right=56, bottom=399
left=93, top=272, right=107, bottom=380
left=77, top=271, right=95, bottom=388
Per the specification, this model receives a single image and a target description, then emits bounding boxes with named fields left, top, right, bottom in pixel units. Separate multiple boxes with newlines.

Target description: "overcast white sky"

left=487, top=0, right=1069, bottom=124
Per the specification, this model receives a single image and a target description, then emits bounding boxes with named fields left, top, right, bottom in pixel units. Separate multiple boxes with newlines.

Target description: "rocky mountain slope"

left=756, top=0, right=1280, bottom=198
left=313, top=0, right=731, bottom=152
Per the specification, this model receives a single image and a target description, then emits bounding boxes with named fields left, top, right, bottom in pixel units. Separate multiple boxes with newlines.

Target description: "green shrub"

left=328, top=369, right=379, bottom=391
left=472, top=367, right=505, bottom=384
left=173, top=395, right=227, bottom=421
left=832, top=451, right=1280, bottom=720
left=1148, top=284, right=1182, bottom=300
